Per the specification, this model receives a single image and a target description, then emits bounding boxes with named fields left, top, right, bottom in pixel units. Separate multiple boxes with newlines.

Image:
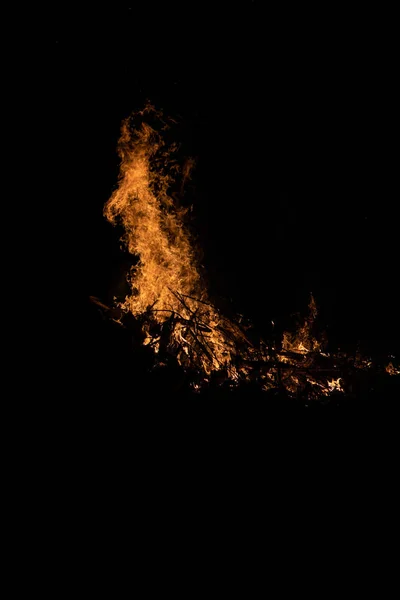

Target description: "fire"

left=281, top=295, right=321, bottom=356
left=386, top=362, right=400, bottom=376
left=327, top=378, right=343, bottom=392
left=104, top=105, right=246, bottom=376
left=104, top=106, right=200, bottom=315
left=101, top=104, right=399, bottom=398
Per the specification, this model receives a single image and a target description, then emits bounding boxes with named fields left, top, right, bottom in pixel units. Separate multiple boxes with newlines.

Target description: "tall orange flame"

left=104, top=105, right=246, bottom=376
left=104, top=105, right=201, bottom=313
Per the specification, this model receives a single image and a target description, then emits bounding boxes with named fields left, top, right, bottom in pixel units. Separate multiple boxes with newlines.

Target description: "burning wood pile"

left=94, top=104, right=399, bottom=402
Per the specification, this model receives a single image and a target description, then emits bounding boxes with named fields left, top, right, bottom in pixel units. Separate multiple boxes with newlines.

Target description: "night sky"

left=39, top=4, right=398, bottom=358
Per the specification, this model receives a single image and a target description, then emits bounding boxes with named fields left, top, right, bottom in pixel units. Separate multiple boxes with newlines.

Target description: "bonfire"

left=90, top=104, right=399, bottom=401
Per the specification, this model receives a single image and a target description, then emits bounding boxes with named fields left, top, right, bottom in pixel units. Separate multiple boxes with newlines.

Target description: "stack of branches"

left=90, top=294, right=399, bottom=398
left=141, top=289, right=255, bottom=379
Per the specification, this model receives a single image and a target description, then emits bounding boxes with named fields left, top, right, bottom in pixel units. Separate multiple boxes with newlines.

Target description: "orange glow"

left=386, top=362, right=400, bottom=376
left=104, top=105, right=247, bottom=377
left=103, top=105, right=399, bottom=397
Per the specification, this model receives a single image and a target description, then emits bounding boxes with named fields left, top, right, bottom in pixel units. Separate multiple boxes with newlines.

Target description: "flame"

left=104, top=105, right=201, bottom=315
left=281, top=295, right=321, bottom=356
left=386, top=362, right=400, bottom=376
left=104, top=105, right=246, bottom=376
left=102, top=104, right=395, bottom=399
left=327, top=378, right=343, bottom=392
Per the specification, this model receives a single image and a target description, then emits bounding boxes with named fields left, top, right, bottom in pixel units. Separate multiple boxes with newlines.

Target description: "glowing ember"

left=386, top=362, right=400, bottom=376
left=327, top=378, right=343, bottom=392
